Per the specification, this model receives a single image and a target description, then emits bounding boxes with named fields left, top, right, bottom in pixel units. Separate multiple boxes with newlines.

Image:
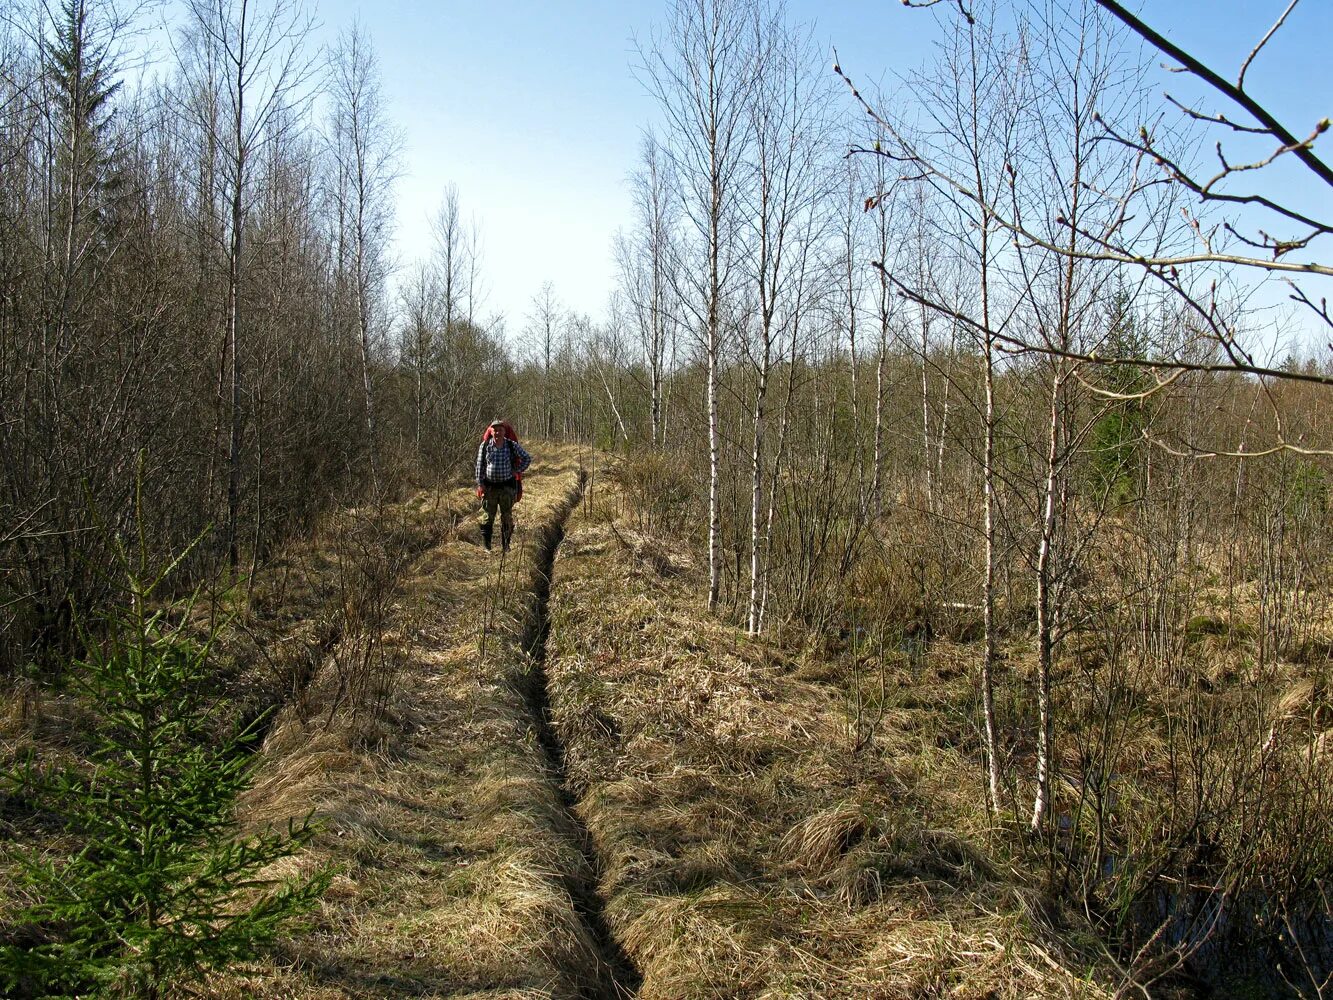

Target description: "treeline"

left=0, top=0, right=508, bottom=675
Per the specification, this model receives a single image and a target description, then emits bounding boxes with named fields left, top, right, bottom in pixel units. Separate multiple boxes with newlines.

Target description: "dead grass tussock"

left=543, top=465, right=1118, bottom=999
left=779, top=801, right=876, bottom=876
left=0, top=675, right=41, bottom=739
left=400, top=850, right=602, bottom=992
left=618, top=889, right=799, bottom=999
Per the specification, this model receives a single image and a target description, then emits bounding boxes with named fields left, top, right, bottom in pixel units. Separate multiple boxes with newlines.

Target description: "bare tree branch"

left=1092, top=0, right=1333, bottom=188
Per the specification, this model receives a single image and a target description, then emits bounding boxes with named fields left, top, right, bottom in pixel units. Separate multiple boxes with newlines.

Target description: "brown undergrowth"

left=195, top=445, right=620, bottom=998
left=541, top=464, right=1119, bottom=999
left=0, top=482, right=459, bottom=934
left=1, top=447, right=624, bottom=999
left=0, top=481, right=462, bottom=761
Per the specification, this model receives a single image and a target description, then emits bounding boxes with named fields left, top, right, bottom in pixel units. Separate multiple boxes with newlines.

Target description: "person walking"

left=475, top=419, right=532, bottom=552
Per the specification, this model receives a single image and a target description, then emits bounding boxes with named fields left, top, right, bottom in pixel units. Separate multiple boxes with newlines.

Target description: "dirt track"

left=206, top=446, right=634, bottom=999
left=200, top=448, right=1116, bottom=1000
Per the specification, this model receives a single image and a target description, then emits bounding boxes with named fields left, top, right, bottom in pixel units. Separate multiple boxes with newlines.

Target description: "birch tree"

left=527, top=280, right=561, bottom=438
left=952, top=9, right=1021, bottom=816
left=182, top=0, right=314, bottom=566
left=1012, top=0, right=1133, bottom=834
left=855, top=5, right=1023, bottom=809
left=640, top=0, right=756, bottom=612
left=431, top=183, right=473, bottom=330
left=399, top=260, right=441, bottom=457
left=866, top=151, right=901, bottom=519
left=328, top=22, right=399, bottom=481
left=845, top=0, right=1164, bottom=821
left=743, top=11, right=830, bottom=634
left=617, top=132, right=680, bottom=450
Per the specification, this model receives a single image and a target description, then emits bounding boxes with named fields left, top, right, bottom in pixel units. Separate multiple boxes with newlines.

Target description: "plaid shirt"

left=476, top=437, right=532, bottom=485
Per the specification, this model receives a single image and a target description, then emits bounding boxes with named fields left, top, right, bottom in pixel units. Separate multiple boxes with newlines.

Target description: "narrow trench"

left=233, top=622, right=341, bottom=753
left=518, top=475, right=643, bottom=1000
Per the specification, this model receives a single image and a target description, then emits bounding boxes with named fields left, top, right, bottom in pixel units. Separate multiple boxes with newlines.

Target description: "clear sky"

left=305, top=0, right=1331, bottom=350
left=308, top=0, right=934, bottom=336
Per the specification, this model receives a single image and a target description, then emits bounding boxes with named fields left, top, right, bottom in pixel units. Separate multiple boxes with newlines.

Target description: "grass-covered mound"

left=543, top=463, right=1118, bottom=999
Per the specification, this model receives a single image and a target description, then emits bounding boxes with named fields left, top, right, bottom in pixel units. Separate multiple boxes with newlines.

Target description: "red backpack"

left=480, top=423, right=523, bottom=503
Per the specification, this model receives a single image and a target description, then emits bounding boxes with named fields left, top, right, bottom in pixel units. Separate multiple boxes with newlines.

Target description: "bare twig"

left=1092, top=0, right=1333, bottom=189
left=1237, top=0, right=1301, bottom=92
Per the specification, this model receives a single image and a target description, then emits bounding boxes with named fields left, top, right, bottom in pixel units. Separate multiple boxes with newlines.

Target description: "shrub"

left=0, top=539, right=328, bottom=1000
left=609, top=450, right=698, bottom=536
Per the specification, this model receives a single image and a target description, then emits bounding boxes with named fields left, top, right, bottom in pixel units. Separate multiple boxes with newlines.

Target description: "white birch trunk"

left=1031, top=370, right=1062, bottom=833
left=981, top=329, right=1002, bottom=810
left=919, top=301, right=933, bottom=507
left=747, top=364, right=766, bottom=634
left=707, top=279, right=721, bottom=612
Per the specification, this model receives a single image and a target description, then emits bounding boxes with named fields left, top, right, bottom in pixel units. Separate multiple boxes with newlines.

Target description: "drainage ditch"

left=516, top=474, right=642, bottom=1000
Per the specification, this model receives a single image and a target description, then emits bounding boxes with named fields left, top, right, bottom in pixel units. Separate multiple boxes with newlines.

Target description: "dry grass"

left=195, top=446, right=604, bottom=999
left=14, top=444, right=1323, bottom=997
left=199, top=484, right=474, bottom=737
left=2, top=447, right=614, bottom=999
left=842, top=500, right=1333, bottom=996
left=0, top=477, right=459, bottom=851
left=543, top=464, right=1119, bottom=999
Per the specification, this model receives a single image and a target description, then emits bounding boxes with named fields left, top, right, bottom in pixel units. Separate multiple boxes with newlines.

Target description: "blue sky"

left=306, top=0, right=1330, bottom=349
left=309, top=0, right=933, bottom=335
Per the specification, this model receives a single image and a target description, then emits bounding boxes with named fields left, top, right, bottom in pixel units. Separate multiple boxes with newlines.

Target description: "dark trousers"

left=481, top=482, right=518, bottom=549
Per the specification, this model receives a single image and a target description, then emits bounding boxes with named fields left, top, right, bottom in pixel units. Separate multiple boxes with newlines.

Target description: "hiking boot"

left=501, top=525, right=512, bottom=552
left=481, top=522, right=493, bottom=551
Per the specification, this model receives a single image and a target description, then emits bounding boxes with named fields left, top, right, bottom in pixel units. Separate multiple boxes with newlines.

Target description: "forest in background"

left=2, top=0, right=1332, bottom=994
left=0, top=0, right=514, bottom=681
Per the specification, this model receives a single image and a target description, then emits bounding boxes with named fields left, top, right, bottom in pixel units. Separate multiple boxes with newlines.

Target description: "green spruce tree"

left=47, top=0, right=123, bottom=237
left=1, top=527, right=328, bottom=999
left=1089, top=287, right=1151, bottom=506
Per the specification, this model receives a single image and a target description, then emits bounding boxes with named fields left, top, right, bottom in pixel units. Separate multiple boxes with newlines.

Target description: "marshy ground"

left=14, top=448, right=1315, bottom=998
left=178, top=448, right=1118, bottom=999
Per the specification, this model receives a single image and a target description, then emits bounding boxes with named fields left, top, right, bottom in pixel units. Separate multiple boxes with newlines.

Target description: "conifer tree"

left=1090, top=289, right=1150, bottom=505
left=47, top=0, right=121, bottom=214
left=0, top=530, right=328, bottom=1000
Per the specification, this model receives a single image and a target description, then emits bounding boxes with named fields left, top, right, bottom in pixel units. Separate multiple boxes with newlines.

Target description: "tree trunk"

left=706, top=173, right=722, bottom=612
left=871, top=342, right=886, bottom=518
left=225, top=166, right=243, bottom=570
left=1031, top=370, right=1062, bottom=833
left=981, top=328, right=1002, bottom=811
left=224, top=8, right=247, bottom=571
left=747, top=358, right=767, bottom=634
left=919, top=300, right=932, bottom=507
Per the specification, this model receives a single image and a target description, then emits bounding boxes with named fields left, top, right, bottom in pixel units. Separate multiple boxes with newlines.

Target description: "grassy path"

left=206, top=446, right=627, bottom=1000
left=194, top=447, right=1121, bottom=999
